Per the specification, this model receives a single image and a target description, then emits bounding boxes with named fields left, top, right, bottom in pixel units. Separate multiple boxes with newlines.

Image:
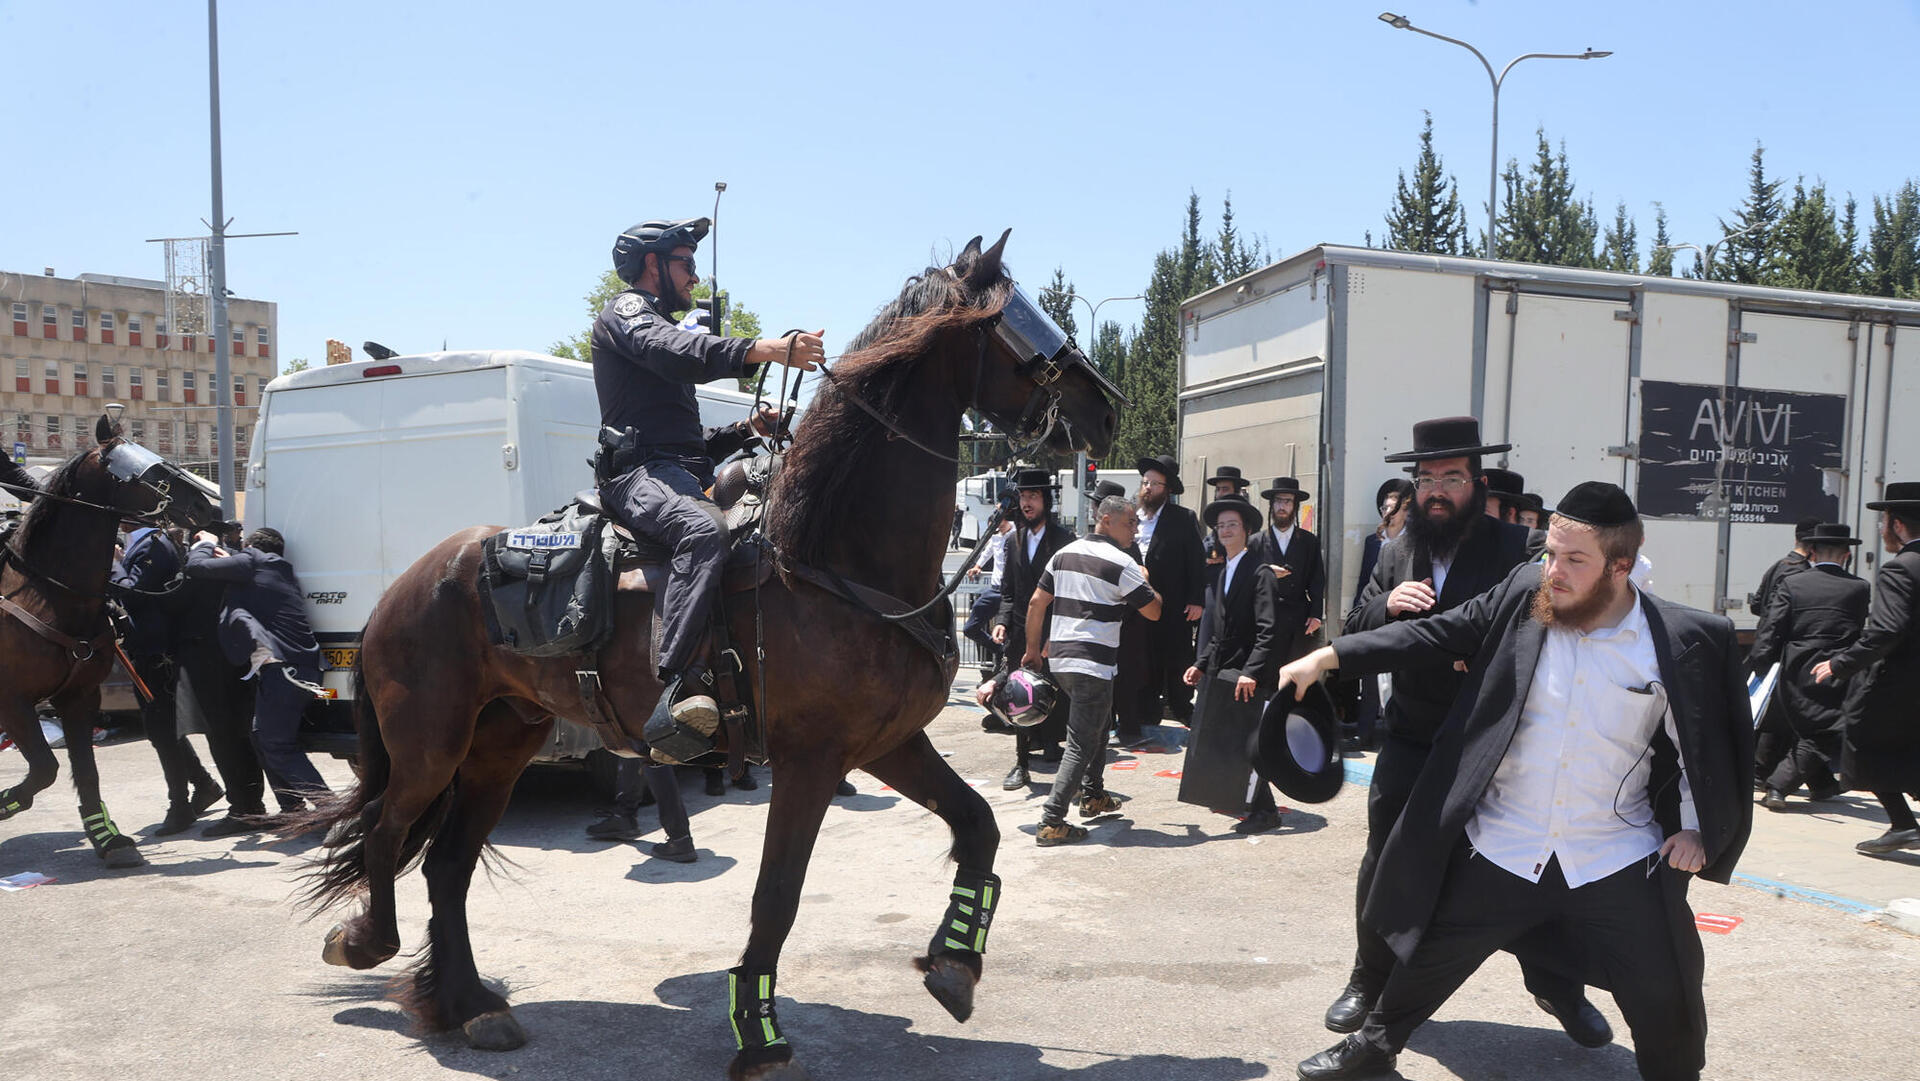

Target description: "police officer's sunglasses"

left=661, top=254, right=699, bottom=276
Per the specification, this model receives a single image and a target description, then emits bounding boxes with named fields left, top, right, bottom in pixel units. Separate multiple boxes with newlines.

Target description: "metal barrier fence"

left=952, top=583, right=1001, bottom=675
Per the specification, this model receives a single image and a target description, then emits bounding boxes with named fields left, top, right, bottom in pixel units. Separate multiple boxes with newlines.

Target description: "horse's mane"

left=767, top=266, right=1011, bottom=568
left=12, top=447, right=101, bottom=553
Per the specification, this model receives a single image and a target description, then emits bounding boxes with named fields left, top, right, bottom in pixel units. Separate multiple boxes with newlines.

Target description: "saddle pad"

left=479, top=504, right=613, bottom=658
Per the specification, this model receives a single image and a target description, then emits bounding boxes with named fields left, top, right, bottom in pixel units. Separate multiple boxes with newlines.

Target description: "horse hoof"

left=463, top=1009, right=527, bottom=1051
left=99, top=841, right=146, bottom=869
left=321, top=923, right=354, bottom=967
left=729, top=1052, right=809, bottom=1081
left=920, top=954, right=977, bottom=1023
left=321, top=922, right=398, bottom=969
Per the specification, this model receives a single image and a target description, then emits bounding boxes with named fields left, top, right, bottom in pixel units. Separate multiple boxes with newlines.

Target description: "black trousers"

left=131, top=653, right=214, bottom=806
left=603, top=460, right=725, bottom=677
left=962, top=589, right=1001, bottom=660
left=1764, top=728, right=1842, bottom=795
left=254, top=664, right=328, bottom=810
left=176, top=637, right=266, bottom=815
left=1133, top=614, right=1197, bottom=723
left=611, top=757, right=692, bottom=840
left=1360, top=849, right=1701, bottom=1081
left=1349, top=733, right=1582, bottom=1008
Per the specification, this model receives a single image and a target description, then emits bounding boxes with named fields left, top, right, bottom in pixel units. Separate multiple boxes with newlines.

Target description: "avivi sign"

left=1636, top=379, right=1845, bottom=524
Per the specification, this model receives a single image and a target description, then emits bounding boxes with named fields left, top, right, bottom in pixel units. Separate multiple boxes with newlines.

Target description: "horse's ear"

left=952, top=234, right=985, bottom=275
left=95, top=414, right=116, bottom=445
left=965, top=229, right=1011, bottom=289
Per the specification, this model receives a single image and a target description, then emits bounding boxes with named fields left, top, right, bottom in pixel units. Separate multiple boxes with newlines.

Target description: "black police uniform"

left=590, top=288, right=761, bottom=679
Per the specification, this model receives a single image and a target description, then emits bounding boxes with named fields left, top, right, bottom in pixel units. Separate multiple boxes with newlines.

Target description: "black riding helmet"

left=612, top=217, right=711, bottom=284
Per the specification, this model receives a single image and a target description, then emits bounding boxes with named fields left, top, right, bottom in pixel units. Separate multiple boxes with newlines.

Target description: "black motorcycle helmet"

left=612, top=217, right=710, bottom=285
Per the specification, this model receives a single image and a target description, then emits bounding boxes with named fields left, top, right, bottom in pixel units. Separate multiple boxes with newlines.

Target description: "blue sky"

left=6, top=0, right=1918, bottom=374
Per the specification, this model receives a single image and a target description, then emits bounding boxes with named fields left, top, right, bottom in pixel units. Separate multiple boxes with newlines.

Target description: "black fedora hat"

left=1202, top=493, right=1263, bottom=534
left=1090, top=479, right=1129, bottom=502
left=1136, top=455, right=1184, bottom=495
left=1259, top=476, right=1312, bottom=503
left=1248, top=681, right=1344, bottom=804
left=1866, top=481, right=1920, bottom=511
left=1482, top=467, right=1526, bottom=498
left=1010, top=467, right=1057, bottom=492
left=1206, top=465, right=1250, bottom=489
left=1383, top=416, right=1512, bottom=464
left=1806, top=522, right=1864, bottom=546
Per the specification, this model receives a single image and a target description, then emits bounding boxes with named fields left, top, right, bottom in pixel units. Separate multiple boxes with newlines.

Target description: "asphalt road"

left=3, top=694, right=1918, bottom=1081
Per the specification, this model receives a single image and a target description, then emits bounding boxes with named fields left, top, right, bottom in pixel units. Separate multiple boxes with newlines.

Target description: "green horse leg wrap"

left=727, top=966, right=789, bottom=1052
left=931, top=868, right=1001, bottom=957
left=81, top=801, right=126, bottom=850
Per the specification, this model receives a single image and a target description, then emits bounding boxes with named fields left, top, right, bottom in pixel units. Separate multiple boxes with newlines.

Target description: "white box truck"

left=244, top=349, right=754, bottom=760
left=1179, top=245, right=1920, bottom=632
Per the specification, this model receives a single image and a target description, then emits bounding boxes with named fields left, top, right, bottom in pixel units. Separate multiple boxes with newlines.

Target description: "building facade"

left=3, top=269, right=277, bottom=477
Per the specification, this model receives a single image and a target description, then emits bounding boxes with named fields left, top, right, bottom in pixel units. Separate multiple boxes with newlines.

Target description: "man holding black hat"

left=1747, top=523, right=1867, bottom=811
left=993, top=468, right=1074, bottom=788
left=1325, top=417, right=1602, bottom=1046
left=1289, top=481, right=1753, bottom=1081
left=1813, top=482, right=1920, bottom=854
left=1128, top=455, right=1207, bottom=729
left=1250, top=476, right=1326, bottom=650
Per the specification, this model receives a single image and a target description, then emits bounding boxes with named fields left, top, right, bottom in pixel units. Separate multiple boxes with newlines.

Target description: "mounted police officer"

left=592, top=216, right=822, bottom=734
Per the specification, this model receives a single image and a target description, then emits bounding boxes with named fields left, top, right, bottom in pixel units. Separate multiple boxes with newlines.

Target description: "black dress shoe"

left=650, top=836, right=697, bottom=863
left=704, top=769, right=728, bottom=797
left=1856, top=828, right=1920, bottom=855
left=1002, top=764, right=1030, bottom=790
left=154, top=803, right=199, bottom=836
left=1762, top=788, right=1789, bottom=812
left=731, top=768, right=758, bottom=791
left=1535, top=994, right=1613, bottom=1048
left=1297, top=1035, right=1395, bottom=1079
left=1323, top=985, right=1376, bottom=1034
left=835, top=779, right=857, bottom=797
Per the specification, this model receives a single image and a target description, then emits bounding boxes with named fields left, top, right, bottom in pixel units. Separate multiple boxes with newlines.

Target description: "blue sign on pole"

left=11, top=442, right=23, bottom=465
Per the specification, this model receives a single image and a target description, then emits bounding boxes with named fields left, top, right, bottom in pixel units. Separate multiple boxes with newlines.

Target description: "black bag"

left=478, top=505, right=613, bottom=657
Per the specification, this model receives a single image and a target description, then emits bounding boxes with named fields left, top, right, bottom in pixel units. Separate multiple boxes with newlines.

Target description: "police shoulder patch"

left=612, top=293, right=645, bottom=319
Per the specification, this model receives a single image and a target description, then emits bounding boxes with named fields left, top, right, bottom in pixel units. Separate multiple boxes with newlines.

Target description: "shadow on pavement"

left=624, top=852, right=740, bottom=884
left=1413, top=1016, right=1641, bottom=1079
left=0, top=830, right=277, bottom=883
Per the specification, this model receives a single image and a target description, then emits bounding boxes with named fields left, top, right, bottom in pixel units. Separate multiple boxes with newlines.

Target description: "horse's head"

left=91, top=414, right=219, bottom=530
left=949, top=231, right=1120, bottom=458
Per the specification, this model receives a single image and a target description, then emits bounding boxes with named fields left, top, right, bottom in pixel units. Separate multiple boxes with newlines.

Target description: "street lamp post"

left=1651, top=219, right=1768, bottom=280
left=1377, top=12, right=1610, bottom=257
left=1041, top=289, right=1144, bottom=528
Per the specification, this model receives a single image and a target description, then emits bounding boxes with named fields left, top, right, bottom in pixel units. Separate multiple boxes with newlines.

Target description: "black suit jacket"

left=1344, top=516, right=1533, bottom=744
left=1747, top=563, right=1868, bottom=734
left=1249, top=525, right=1325, bottom=624
left=1749, top=551, right=1810, bottom=617
left=1194, top=552, right=1282, bottom=686
left=1141, top=503, right=1207, bottom=614
left=1, top=457, right=37, bottom=496
left=1829, top=540, right=1920, bottom=782
left=185, top=545, right=322, bottom=675
left=1337, top=562, right=1753, bottom=1037
left=993, top=519, right=1075, bottom=656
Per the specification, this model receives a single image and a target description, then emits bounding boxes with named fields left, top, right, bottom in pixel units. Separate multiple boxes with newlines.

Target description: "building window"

left=182, top=369, right=197, bottom=404
left=15, top=413, right=30, bottom=446
left=235, top=423, right=247, bottom=446
left=73, top=362, right=88, bottom=398
left=233, top=372, right=246, bottom=406
left=45, top=414, right=61, bottom=450
left=156, top=370, right=169, bottom=401
left=10, top=302, right=25, bottom=337
left=44, top=361, right=59, bottom=395
left=130, top=418, right=145, bottom=443
left=129, top=367, right=144, bottom=400
left=42, top=305, right=57, bottom=339
left=128, top=315, right=143, bottom=348
left=13, top=359, right=26, bottom=394
left=155, top=318, right=168, bottom=350
left=255, top=326, right=270, bottom=358
left=256, top=374, right=268, bottom=399
left=72, top=416, right=86, bottom=445
left=99, top=311, right=115, bottom=345
left=101, top=366, right=116, bottom=396
left=232, top=327, right=245, bottom=357
left=156, top=421, right=173, bottom=454
left=71, top=308, right=86, bottom=342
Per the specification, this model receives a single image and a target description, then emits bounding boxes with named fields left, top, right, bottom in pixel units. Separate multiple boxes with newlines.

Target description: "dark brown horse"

left=293, top=232, right=1117, bottom=1079
left=0, top=419, right=216, bottom=867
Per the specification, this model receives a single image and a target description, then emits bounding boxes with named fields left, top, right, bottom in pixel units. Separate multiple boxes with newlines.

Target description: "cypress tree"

left=1776, top=179, right=1859, bottom=294
left=1038, top=267, right=1079, bottom=345
left=1715, top=143, right=1785, bottom=284
left=1600, top=201, right=1640, bottom=273
left=1647, top=203, right=1675, bottom=277
left=1492, top=129, right=1598, bottom=267
left=1865, top=181, right=1920, bottom=298
left=1383, top=112, right=1471, bottom=256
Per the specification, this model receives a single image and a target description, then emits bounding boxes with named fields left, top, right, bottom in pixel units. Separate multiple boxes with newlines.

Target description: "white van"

left=245, top=350, right=754, bottom=760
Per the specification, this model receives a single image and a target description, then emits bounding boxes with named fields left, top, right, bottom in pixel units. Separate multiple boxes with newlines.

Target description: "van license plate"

left=322, top=648, right=359, bottom=670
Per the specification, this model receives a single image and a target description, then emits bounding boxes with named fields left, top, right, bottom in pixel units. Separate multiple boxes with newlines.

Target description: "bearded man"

left=1323, top=417, right=1608, bottom=1049
left=1288, top=482, right=1753, bottom=1081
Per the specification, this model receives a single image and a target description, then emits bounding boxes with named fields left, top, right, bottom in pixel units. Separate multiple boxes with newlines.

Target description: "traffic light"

left=1083, top=459, right=1098, bottom=490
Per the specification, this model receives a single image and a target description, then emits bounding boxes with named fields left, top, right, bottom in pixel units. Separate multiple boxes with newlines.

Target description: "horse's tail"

left=292, top=652, right=454, bottom=913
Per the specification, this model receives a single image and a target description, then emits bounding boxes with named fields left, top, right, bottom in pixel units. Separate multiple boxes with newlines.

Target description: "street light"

left=1377, top=12, right=1610, bottom=257
left=1651, top=219, right=1768, bottom=280
left=1040, top=289, right=1145, bottom=527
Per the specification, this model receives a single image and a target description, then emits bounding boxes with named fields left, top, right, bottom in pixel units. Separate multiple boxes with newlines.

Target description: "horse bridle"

left=1, top=442, right=209, bottom=600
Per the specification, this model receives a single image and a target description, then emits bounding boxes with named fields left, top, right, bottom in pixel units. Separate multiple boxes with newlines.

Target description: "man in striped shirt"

left=1022, top=495, right=1164, bottom=845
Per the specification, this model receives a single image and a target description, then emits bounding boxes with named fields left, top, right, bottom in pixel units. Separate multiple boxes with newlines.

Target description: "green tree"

left=1218, top=192, right=1265, bottom=279
left=282, top=357, right=311, bottom=373
left=1865, top=181, right=1920, bottom=298
left=1383, top=111, right=1471, bottom=256
left=1600, top=201, right=1639, bottom=273
left=1492, top=129, right=1598, bottom=267
left=1038, top=267, right=1079, bottom=345
left=549, top=270, right=762, bottom=387
left=1775, top=179, right=1859, bottom=294
left=1714, top=143, right=1785, bottom=284
left=1647, top=203, right=1675, bottom=277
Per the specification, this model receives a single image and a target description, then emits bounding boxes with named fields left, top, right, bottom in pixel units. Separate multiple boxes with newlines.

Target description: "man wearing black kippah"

left=1286, top=481, right=1753, bottom=1081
